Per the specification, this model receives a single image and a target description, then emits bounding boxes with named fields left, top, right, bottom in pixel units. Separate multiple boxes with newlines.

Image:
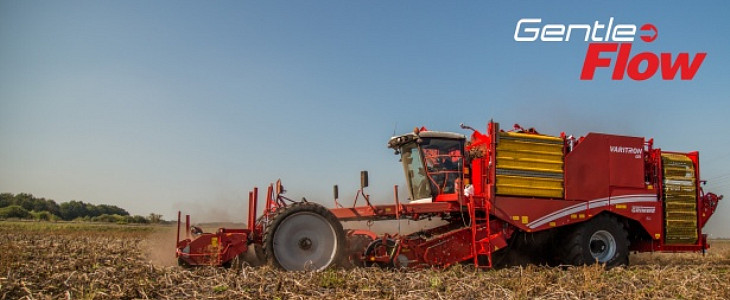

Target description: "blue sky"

left=1, top=1, right=728, bottom=236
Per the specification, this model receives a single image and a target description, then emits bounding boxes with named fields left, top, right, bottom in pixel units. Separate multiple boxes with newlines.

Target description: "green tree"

left=85, top=203, right=100, bottom=217
left=97, top=204, right=129, bottom=216
left=31, top=210, right=59, bottom=221
left=1, top=192, right=145, bottom=222
left=147, top=213, right=163, bottom=223
left=60, top=200, right=87, bottom=220
left=0, top=193, right=13, bottom=207
left=130, top=215, right=148, bottom=223
left=44, top=199, right=61, bottom=217
left=91, top=214, right=125, bottom=223
left=30, top=197, right=48, bottom=212
left=14, top=193, right=35, bottom=210
left=0, top=205, right=31, bottom=219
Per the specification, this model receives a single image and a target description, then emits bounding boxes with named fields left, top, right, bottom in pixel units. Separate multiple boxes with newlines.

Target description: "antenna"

left=392, top=122, right=398, bottom=137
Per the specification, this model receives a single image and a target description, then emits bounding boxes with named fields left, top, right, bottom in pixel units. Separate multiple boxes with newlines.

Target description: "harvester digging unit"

left=176, top=121, right=722, bottom=270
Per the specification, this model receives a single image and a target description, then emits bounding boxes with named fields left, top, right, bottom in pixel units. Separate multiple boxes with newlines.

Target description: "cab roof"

left=387, top=131, right=465, bottom=149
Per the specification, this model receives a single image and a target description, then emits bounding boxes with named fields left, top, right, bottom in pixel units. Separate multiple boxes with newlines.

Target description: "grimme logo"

left=632, top=206, right=656, bottom=214
left=514, top=17, right=707, bottom=80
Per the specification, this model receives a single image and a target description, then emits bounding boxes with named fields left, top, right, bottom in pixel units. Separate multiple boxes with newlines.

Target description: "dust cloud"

left=141, top=226, right=179, bottom=267
left=174, top=198, right=250, bottom=224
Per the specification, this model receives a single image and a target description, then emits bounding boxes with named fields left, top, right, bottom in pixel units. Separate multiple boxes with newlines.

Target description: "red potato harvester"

left=176, top=121, right=722, bottom=270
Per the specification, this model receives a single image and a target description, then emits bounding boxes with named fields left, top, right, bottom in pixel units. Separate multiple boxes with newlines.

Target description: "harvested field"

left=1, top=222, right=728, bottom=299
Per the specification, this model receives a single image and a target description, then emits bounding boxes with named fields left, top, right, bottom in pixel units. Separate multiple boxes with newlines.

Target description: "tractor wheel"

left=263, top=202, right=345, bottom=271
left=560, top=214, right=629, bottom=268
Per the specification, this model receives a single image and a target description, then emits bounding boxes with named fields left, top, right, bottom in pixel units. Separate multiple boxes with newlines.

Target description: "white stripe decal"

left=525, top=196, right=608, bottom=228
left=526, top=194, right=657, bottom=229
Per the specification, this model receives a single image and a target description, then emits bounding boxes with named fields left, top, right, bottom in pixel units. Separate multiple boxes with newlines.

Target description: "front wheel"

left=263, top=202, right=345, bottom=271
left=560, top=214, right=629, bottom=268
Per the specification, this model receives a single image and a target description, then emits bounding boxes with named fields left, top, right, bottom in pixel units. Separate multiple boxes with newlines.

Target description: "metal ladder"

left=469, top=195, right=493, bottom=268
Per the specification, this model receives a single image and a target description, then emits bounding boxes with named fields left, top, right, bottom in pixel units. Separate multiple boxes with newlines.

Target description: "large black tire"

left=560, top=214, right=629, bottom=268
left=263, top=202, right=345, bottom=271
left=492, top=230, right=561, bottom=268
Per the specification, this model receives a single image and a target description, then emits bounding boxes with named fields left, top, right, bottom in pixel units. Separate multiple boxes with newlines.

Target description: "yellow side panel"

left=499, top=131, right=563, bottom=143
left=496, top=186, right=563, bottom=198
left=497, top=149, right=563, bottom=161
left=496, top=175, right=563, bottom=189
left=495, top=132, right=565, bottom=198
left=661, top=153, right=693, bottom=164
left=495, top=175, right=564, bottom=198
left=495, top=157, right=563, bottom=174
left=661, top=153, right=698, bottom=245
left=664, top=201, right=696, bottom=210
left=663, top=166, right=696, bottom=178
left=496, top=133, right=563, bottom=169
left=497, top=140, right=563, bottom=153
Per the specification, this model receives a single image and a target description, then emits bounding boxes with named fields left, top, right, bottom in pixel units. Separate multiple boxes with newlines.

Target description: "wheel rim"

left=589, top=230, right=617, bottom=263
left=272, top=211, right=338, bottom=271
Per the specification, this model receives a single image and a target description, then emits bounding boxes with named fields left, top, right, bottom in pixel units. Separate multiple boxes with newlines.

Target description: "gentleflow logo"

left=514, top=17, right=706, bottom=80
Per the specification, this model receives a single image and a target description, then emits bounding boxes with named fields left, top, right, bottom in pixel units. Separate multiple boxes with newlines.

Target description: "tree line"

left=0, top=192, right=163, bottom=223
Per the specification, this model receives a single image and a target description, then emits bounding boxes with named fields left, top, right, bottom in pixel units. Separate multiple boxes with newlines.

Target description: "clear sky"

left=1, top=1, right=728, bottom=236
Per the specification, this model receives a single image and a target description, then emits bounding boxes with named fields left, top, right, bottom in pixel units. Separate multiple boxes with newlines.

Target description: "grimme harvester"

left=176, top=121, right=722, bottom=270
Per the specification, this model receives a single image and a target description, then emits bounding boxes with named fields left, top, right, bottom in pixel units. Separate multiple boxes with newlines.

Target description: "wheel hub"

left=589, top=230, right=616, bottom=263
left=299, top=237, right=313, bottom=250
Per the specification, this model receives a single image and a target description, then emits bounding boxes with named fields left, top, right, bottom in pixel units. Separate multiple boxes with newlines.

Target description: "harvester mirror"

left=361, top=171, right=369, bottom=188
left=333, top=185, right=339, bottom=199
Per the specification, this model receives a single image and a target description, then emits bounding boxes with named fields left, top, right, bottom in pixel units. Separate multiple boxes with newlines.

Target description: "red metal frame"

left=330, top=201, right=459, bottom=221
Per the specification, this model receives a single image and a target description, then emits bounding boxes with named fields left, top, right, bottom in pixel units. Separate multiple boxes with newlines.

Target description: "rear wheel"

left=561, top=214, right=629, bottom=268
left=263, top=202, right=345, bottom=271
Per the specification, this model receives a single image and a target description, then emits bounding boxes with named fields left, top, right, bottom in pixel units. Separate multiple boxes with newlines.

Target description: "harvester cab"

left=388, top=129, right=466, bottom=203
